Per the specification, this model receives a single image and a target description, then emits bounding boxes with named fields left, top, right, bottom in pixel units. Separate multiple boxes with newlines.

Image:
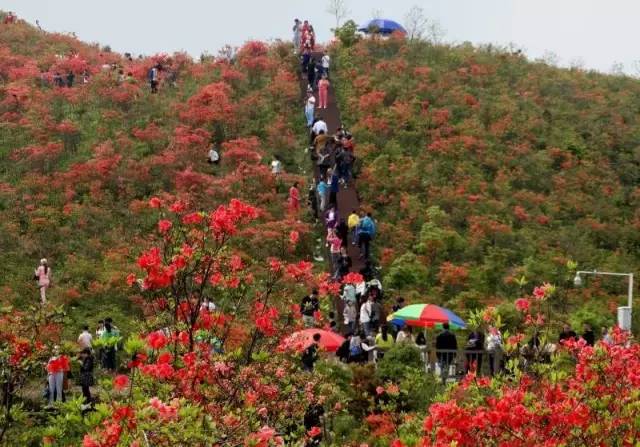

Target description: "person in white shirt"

left=207, top=146, right=220, bottom=165
left=312, top=119, right=328, bottom=135
left=360, top=296, right=375, bottom=336
left=343, top=299, right=357, bottom=334
left=321, top=51, right=331, bottom=77
left=305, top=94, right=316, bottom=127
left=77, top=325, right=93, bottom=350
left=201, top=297, right=217, bottom=312
left=271, top=156, right=282, bottom=176
left=396, top=326, right=414, bottom=344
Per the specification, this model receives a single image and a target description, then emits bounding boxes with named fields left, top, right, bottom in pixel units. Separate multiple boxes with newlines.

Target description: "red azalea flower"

left=148, top=197, right=162, bottom=208
left=158, top=219, right=173, bottom=234
left=113, top=374, right=129, bottom=390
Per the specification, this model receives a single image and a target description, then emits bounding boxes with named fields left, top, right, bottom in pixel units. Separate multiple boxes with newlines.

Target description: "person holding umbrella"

left=301, top=333, right=322, bottom=371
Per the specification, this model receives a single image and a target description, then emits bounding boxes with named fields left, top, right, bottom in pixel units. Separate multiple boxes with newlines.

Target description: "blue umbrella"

left=358, top=19, right=407, bottom=35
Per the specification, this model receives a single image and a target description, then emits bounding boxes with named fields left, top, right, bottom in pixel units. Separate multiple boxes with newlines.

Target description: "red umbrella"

left=282, top=329, right=345, bottom=352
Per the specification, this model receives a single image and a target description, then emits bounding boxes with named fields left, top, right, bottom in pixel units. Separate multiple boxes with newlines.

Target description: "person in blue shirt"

left=316, top=177, right=328, bottom=212
left=357, top=212, right=376, bottom=259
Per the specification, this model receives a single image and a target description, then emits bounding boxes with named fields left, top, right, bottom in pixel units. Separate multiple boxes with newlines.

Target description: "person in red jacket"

left=3, top=12, right=16, bottom=24
left=46, top=346, right=70, bottom=406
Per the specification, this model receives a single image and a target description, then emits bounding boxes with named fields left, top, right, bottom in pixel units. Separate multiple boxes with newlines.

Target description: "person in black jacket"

left=582, top=323, right=595, bottom=346
left=465, top=329, right=485, bottom=374
left=300, top=290, right=319, bottom=327
left=436, top=323, right=458, bottom=383
left=78, top=348, right=94, bottom=405
left=303, top=402, right=325, bottom=446
left=301, top=333, right=321, bottom=371
left=558, top=324, right=577, bottom=344
left=336, top=218, right=349, bottom=248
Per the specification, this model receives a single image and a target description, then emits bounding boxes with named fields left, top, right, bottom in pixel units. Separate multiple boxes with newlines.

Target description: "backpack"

left=350, top=344, right=363, bottom=356
left=147, top=68, right=155, bottom=81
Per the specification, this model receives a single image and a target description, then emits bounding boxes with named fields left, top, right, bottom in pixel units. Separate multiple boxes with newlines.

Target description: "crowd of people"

left=43, top=317, right=121, bottom=409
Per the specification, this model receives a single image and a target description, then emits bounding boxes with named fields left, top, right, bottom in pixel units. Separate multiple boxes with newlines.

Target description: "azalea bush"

left=331, top=33, right=640, bottom=330
left=421, top=330, right=640, bottom=446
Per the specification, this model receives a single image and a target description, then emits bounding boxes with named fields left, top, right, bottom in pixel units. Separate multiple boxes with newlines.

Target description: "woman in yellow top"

left=375, top=325, right=394, bottom=360
left=347, top=210, right=360, bottom=246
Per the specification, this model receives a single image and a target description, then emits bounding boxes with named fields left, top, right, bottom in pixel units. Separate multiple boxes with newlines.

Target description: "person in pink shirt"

left=35, top=258, right=51, bottom=304
left=289, top=182, right=300, bottom=213
left=318, top=74, right=330, bottom=109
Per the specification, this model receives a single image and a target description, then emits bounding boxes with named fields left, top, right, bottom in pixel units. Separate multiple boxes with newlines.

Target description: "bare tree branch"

left=326, top=0, right=350, bottom=29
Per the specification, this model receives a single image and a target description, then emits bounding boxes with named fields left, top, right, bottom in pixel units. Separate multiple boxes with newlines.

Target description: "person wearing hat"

left=34, top=258, right=51, bottom=304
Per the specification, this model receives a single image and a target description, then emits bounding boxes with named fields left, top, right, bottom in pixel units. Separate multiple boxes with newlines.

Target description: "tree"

left=326, top=0, right=350, bottom=29
left=404, top=5, right=446, bottom=43
left=404, top=5, right=429, bottom=41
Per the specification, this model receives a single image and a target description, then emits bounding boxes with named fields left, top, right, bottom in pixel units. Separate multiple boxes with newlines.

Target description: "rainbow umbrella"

left=387, top=304, right=466, bottom=329
left=282, top=329, right=345, bottom=352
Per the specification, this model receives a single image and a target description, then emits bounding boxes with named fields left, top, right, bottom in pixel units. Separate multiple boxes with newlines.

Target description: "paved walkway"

left=303, top=51, right=364, bottom=276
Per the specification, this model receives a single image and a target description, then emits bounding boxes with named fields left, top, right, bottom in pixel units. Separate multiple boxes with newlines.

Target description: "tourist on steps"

left=305, top=92, right=316, bottom=127
left=356, top=212, right=376, bottom=259
left=318, top=74, right=330, bottom=109
left=292, top=19, right=301, bottom=52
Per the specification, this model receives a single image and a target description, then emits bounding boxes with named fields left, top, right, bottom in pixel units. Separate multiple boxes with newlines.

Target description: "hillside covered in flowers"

left=333, top=30, right=640, bottom=327
left=2, top=11, right=640, bottom=447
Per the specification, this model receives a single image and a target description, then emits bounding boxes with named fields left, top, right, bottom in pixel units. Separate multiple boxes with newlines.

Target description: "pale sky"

left=4, top=0, right=640, bottom=74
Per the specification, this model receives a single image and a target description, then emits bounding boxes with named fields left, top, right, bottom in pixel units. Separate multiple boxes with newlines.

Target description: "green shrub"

left=376, top=343, right=423, bottom=381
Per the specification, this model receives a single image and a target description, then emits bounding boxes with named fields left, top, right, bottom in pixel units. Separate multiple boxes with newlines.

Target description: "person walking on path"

left=100, top=318, right=119, bottom=371
left=336, top=218, right=349, bottom=248
left=301, top=290, right=320, bottom=327
left=347, top=210, right=360, bottom=245
left=77, top=325, right=93, bottom=350
left=325, top=204, right=337, bottom=229
left=46, top=346, right=69, bottom=406
left=316, top=177, right=328, bottom=212
left=328, top=170, right=340, bottom=209
left=34, top=258, right=51, bottom=304
left=357, top=212, right=376, bottom=259
left=78, top=347, right=95, bottom=406
left=316, top=145, right=332, bottom=180
left=289, top=182, right=300, bottom=214
left=321, top=51, right=331, bottom=78
left=293, top=19, right=302, bottom=52
left=360, top=296, right=375, bottom=336
left=311, top=117, right=328, bottom=142
left=307, top=57, right=316, bottom=91
left=343, top=297, right=357, bottom=334
left=313, top=129, right=329, bottom=154
left=326, top=228, right=342, bottom=280
left=301, top=333, right=322, bottom=372
left=317, top=74, right=330, bottom=109
left=305, top=93, right=316, bottom=128
left=307, top=181, right=318, bottom=219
